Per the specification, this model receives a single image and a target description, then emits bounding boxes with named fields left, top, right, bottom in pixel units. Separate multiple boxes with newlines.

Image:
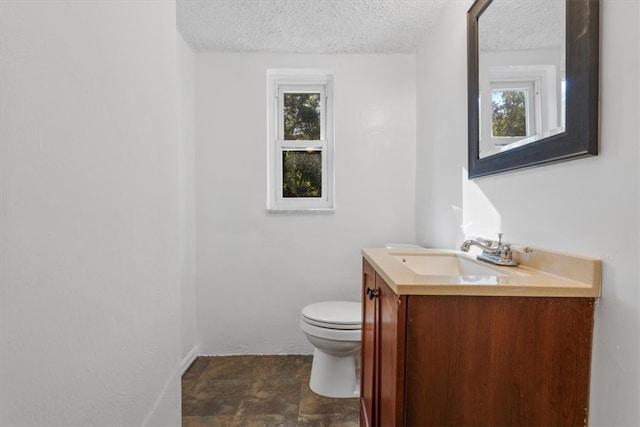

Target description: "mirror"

left=478, top=0, right=566, bottom=159
left=467, top=0, right=599, bottom=178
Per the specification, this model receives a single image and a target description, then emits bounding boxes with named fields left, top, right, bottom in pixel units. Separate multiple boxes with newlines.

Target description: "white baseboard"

left=142, top=364, right=181, bottom=427
left=142, top=345, right=200, bottom=427
left=180, top=345, right=200, bottom=375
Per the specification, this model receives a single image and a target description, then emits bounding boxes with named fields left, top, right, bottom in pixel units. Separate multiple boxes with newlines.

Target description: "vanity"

left=360, top=246, right=601, bottom=427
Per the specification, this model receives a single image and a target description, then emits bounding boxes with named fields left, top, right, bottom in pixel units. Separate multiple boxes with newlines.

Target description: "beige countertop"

left=362, top=247, right=601, bottom=298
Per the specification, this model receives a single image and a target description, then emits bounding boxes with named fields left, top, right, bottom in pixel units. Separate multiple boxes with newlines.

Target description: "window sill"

left=266, top=207, right=335, bottom=214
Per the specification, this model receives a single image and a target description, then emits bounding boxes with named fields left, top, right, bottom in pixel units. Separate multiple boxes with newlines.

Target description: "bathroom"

left=1, top=1, right=638, bottom=426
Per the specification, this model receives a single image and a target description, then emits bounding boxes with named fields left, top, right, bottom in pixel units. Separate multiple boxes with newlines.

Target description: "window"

left=490, top=80, right=538, bottom=146
left=267, top=71, right=334, bottom=211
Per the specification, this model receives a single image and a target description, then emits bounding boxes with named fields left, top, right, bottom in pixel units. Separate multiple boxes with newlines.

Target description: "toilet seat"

left=301, top=301, right=361, bottom=330
left=300, top=319, right=361, bottom=342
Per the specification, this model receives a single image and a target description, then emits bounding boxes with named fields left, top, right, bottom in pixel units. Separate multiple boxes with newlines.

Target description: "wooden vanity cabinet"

left=361, top=259, right=407, bottom=427
left=360, top=259, right=377, bottom=427
left=360, top=259, right=596, bottom=427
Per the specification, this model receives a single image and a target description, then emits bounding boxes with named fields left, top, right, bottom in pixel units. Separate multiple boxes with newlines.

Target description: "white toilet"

left=300, top=301, right=362, bottom=398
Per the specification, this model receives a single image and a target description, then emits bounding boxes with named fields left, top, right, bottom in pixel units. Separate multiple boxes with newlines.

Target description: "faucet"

left=460, top=233, right=518, bottom=266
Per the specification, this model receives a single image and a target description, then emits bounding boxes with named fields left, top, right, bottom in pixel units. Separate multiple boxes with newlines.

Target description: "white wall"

left=0, top=2, right=182, bottom=425
left=196, top=54, right=416, bottom=354
left=416, top=1, right=640, bottom=425
left=177, top=33, right=198, bottom=369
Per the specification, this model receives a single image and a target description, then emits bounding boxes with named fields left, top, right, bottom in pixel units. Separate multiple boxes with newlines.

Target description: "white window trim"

left=267, top=70, right=334, bottom=212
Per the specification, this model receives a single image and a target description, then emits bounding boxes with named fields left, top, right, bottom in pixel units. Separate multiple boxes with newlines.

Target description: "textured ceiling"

left=479, top=0, right=565, bottom=51
left=176, top=0, right=448, bottom=54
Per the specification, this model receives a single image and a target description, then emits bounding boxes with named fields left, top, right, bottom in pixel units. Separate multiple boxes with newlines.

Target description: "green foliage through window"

left=492, top=90, right=527, bottom=137
left=282, top=150, right=322, bottom=198
left=284, top=93, right=321, bottom=140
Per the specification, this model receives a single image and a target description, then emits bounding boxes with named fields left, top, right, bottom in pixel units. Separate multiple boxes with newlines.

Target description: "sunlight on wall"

left=459, top=167, right=502, bottom=240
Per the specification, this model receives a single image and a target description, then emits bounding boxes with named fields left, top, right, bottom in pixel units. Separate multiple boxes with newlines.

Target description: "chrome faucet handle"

left=480, top=237, right=496, bottom=247
left=498, top=242, right=511, bottom=255
left=497, top=233, right=503, bottom=245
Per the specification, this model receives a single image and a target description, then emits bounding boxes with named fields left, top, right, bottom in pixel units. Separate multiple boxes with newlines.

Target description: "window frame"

left=267, top=70, right=334, bottom=212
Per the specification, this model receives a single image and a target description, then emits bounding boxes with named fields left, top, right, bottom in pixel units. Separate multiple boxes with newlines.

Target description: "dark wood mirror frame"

left=467, top=0, right=599, bottom=178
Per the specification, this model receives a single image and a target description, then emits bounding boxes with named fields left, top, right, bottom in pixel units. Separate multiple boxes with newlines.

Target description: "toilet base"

left=309, top=348, right=360, bottom=398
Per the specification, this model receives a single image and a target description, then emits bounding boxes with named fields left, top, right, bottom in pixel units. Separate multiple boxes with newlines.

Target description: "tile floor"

left=182, top=355, right=360, bottom=427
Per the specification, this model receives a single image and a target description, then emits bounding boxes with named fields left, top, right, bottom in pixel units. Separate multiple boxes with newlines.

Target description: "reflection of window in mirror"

left=490, top=81, right=537, bottom=146
left=479, top=65, right=559, bottom=158
left=492, top=89, right=528, bottom=138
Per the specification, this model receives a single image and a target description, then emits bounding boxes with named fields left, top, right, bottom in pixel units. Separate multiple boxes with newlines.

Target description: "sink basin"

left=391, top=253, right=506, bottom=277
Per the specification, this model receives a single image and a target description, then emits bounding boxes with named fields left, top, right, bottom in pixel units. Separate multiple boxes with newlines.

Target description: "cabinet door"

left=377, top=276, right=406, bottom=427
left=404, top=295, right=595, bottom=426
left=360, top=260, right=377, bottom=427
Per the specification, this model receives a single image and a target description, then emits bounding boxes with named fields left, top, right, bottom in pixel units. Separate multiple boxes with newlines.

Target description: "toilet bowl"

left=300, top=301, right=362, bottom=398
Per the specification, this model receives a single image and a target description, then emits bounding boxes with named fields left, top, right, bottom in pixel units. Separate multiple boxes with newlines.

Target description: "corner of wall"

left=142, top=364, right=182, bottom=427
left=181, top=345, right=200, bottom=375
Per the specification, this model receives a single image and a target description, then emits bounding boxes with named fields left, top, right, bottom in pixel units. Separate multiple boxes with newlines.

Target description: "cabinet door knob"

left=366, top=287, right=379, bottom=300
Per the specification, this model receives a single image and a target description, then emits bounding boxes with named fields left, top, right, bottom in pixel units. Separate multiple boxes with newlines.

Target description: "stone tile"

left=299, top=356, right=313, bottom=381
left=182, top=378, right=197, bottom=401
left=182, top=355, right=360, bottom=425
left=297, top=413, right=360, bottom=427
left=299, top=379, right=359, bottom=415
left=183, top=357, right=212, bottom=382
left=182, top=415, right=236, bottom=427
left=249, top=355, right=311, bottom=383
left=233, top=414, right=299, bottom=427
left=182, top=378, right=249, bottom=416
left=238, top=378, right=301, bottom=415
left=199, top=355, right=258, bottom=381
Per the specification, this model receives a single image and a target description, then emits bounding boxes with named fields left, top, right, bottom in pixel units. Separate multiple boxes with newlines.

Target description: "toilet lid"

left=301, top=301, right=361, bottom=330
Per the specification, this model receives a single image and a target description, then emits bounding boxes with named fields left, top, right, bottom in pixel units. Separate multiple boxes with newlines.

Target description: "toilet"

left=300, top=301, right=362, bottom=398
